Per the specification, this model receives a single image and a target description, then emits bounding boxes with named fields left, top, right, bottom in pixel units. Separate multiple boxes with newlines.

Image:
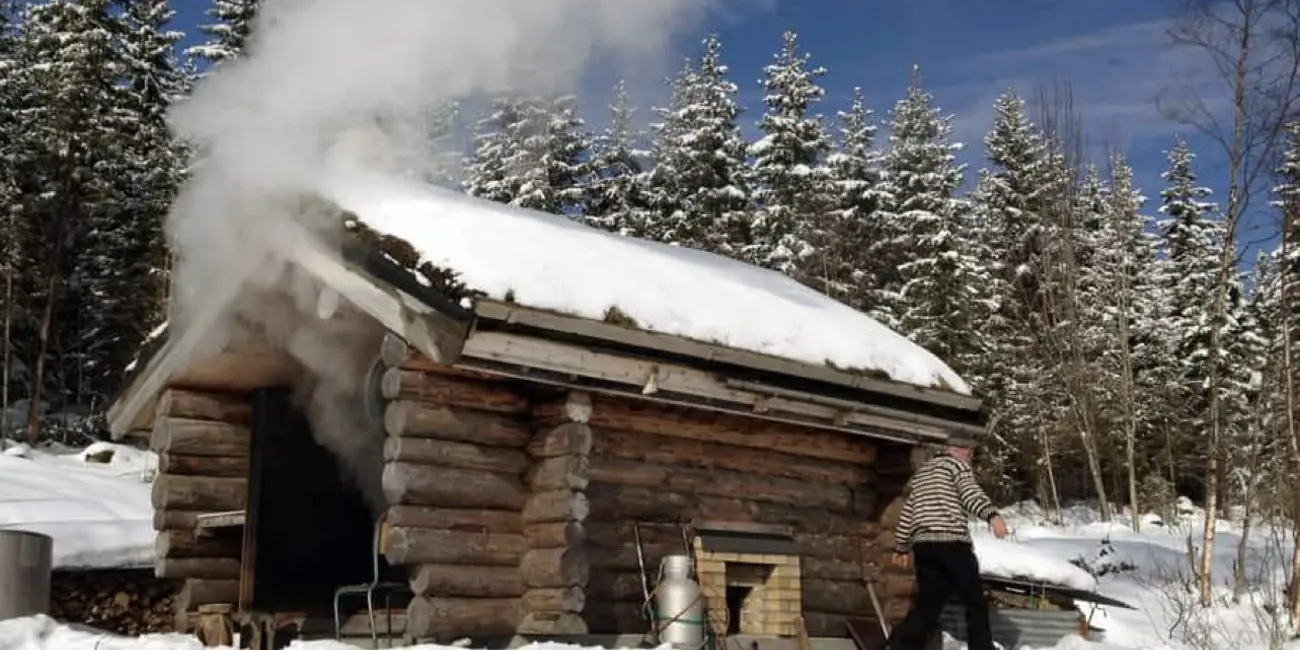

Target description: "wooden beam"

left=472, top=299, right=981, bottom=411
left=283, top=226, right=469, bottom=365
left=457, top=331, right=964, bottom=444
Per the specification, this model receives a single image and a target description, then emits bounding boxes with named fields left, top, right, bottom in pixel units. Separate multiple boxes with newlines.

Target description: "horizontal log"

left=528, top=422, right=593, bottom=458
left=384, top=527, right=527, bottom=567
left=340, top=611, right=407, bottom=637
left=520, top=587, right=585, bottom=613
left=380, top=337, right=507, bottom=382
left=585, top=483, right=876, bottom=535
left=526, top=455, right=589, bottom=491
left=800, top=612, right=853, bottom=638
left=383, top=437, right=530, bottom=474
left=410, top=564, right=526, bottom=598
left=151, top=475, right=246, bottom=511
left=802, top=556, right=868, bottom=582
left=386, top=506, right=521, bottom=534
left=588, top=457, right=851, bottom=510
left=381, top=369, right=529, bottom=414
left=583, top=599, right=647, bottom=635
left=154, top=510, right=208, bottom=532
left=516, top=611, right=588, bottom=635
left=175, top=579, right=239, bottom=611
left=382, top=462, right=527, bottom=510
left=531, top=393, right=592, bottom=425
left=794, top=532, right=880, bottom=561
left=519, top=547, right=588, bottom=588
left=589, top=542, right=682, bottom=572
left=587, top=571, right=650, bottom=602
left=521, top=490, right=588, bottom=524
left=581, top=397, right=878, bottom=464
left=406, top=596, right=521, bottom=640
left=523, top=521, right=585, bottom=549
left=592, top=428, right=873, bottom=486
left=156, top=558, right=241, bottom=580
left=157, top=453, right=248, bottom=478
left=384, top=401, right=531, bottom=447
left=155, top=530, right=242, bottom=560
left=151, top=418, right=250, bottom=457
left=155, top=389, right=253, bottom=425
left=801, top=577, right=912, bottom=615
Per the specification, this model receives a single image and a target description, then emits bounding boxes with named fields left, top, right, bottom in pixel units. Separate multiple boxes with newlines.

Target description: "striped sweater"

left=893, top=453, right=998, bottom=553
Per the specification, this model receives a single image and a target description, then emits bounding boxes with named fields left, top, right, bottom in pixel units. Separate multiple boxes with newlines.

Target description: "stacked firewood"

left=50, top=569, right=180, bottom=635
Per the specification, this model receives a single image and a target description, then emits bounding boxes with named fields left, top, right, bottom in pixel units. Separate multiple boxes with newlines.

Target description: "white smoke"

left=163, top=0, right=726, bottom=510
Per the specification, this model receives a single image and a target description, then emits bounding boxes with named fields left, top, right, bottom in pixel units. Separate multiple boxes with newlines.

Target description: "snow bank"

left=0, top=616, right=655, bottom=650
left=319, top=173, right=970, bottom=394
left=0, top=442, right=155, bottom=570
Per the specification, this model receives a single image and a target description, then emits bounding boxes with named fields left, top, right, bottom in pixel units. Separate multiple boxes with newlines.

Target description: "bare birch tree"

left=1162, top=0, right=1300, bottom=607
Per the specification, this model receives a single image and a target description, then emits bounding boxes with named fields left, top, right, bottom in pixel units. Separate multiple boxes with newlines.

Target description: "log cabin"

left=105, top=169, right=987, bottom=649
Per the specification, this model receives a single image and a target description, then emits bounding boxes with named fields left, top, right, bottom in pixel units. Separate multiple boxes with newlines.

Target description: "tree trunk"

left=25, top=263, right=60, bottom=444
left=1283, top=170, right=1300, bottom=622
left=2, top=209, right=11, bottom=437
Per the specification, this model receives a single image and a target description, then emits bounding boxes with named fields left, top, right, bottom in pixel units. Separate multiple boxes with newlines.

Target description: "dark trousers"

left=886, top=541, right=993, bottom=650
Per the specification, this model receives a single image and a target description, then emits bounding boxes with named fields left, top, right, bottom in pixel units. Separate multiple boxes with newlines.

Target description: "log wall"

left=518, top=393, right=593, bottom=635
left=148, top=388, right=253, bottom=632
left=579, top=397, right=913, bottom=638
left=377, top=350, right=532, bottom=641
left=379, top=344, right=920, bottom=641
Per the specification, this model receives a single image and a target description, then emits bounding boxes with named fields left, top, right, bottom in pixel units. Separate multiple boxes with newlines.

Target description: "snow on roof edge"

left=317, top=172, right=973, bottom=396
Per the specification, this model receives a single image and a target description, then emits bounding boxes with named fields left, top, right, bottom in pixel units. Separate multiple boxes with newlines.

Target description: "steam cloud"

left=163, top=0, right=724, bottom=511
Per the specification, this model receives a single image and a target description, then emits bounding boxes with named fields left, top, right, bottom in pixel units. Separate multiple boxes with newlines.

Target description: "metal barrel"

left=655, top=554, right=706, bottom=650
left=0, top=530, right=53, bottom=621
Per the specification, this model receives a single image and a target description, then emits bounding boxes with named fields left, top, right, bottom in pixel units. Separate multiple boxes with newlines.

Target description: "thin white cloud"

left=939, top=16, right=1223, bottom=155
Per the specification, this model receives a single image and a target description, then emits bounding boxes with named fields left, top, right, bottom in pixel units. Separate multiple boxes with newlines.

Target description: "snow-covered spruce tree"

left=1094, top=153, right=1167, bottom=527
left=882, top=66, right=977, bottom=342
left=642, top=35, right=751, bottom=255
left=746, top=30, right=832, bottom=280
left=7, top=0, right=133, bottom=439
left=824, top=86, right=885, bottom=308
left=185, top=0, right=259, bottom=69
left=0, top=0, right=20, bottom=429
left=585, top=79, right=649, bottom=236
left=1272, top=121, right=1300, bottom=618
left=1154, top=135, right=1224, bottom=489
left=966, top=90, right=1055, bottom=501
left=67, top=0, right=186, bottom=404
left=465, top=94, right=590, bottom=216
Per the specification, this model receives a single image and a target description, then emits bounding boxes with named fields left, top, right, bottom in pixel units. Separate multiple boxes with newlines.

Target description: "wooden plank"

left=471, top=299, right=982, bottom=410
left=195, top=511, right=246, bottom=536
left=693, top=519, right=793, bottom=538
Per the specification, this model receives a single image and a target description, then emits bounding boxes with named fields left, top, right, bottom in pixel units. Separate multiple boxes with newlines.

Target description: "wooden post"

left=517, top=392, right=593, bottom=635
left=195, top=604, right=234, bottom=647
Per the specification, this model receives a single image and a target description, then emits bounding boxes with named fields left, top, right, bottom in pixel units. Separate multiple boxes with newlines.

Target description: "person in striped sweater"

left=885, top=443, right=1009, bottom=650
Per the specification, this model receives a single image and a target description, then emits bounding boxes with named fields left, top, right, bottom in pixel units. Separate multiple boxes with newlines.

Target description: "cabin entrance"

left=241, top=386, right=392, bottom=620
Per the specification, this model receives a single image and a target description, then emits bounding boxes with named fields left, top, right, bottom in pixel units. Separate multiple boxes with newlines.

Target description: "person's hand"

left=891, top=552, right=910, bottom=569
left=990, top=515, right=1009, bottom=539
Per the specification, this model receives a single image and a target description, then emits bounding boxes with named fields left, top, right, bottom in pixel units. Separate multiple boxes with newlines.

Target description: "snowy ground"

left=0, top=440, right=155, bottom=569
left=0, top=442, right=1297, bottom=649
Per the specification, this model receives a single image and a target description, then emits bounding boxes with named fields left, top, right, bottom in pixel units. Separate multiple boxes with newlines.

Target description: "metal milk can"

left=655, top=554, right=706, bottom=649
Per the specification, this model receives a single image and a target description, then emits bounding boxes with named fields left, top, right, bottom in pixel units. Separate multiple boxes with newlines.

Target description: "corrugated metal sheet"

left=939, top=605, right=1086, bottom=649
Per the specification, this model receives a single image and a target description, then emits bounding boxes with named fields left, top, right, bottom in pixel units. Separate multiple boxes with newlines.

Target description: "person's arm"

left=952, top=460, right=998, bottom=523
left=893, top=484, right=916, bottom=554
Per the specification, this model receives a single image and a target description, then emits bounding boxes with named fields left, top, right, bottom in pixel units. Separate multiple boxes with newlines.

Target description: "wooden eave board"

left=471, top=298, right=982, bottom=414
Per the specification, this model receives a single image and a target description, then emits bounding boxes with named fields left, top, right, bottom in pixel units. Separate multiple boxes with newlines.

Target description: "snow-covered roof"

left=317, top=172, right=970, bottom=395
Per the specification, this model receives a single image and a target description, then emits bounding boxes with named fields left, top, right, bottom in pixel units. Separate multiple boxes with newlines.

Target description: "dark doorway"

left=724, top=585, right=751, bottom=635
left=243, top=386, right=380, bottom=614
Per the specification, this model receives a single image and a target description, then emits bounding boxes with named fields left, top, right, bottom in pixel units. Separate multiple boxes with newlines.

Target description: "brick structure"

left=693, top=538, right=803, bottom=637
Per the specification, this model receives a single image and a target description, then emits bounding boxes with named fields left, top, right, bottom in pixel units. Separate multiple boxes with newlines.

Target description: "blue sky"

left=173, top=1, right=1269, bottom=258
